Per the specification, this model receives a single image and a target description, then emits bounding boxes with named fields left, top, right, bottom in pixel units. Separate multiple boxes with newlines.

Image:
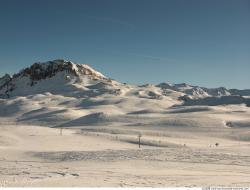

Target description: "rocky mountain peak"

left=13, top=59, right=106, bottom=81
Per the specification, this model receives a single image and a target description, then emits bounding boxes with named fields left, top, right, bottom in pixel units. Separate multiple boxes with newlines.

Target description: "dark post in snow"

left=138, top=133, right=142, bottom=148
left=60, top=128, right=63, bottom=136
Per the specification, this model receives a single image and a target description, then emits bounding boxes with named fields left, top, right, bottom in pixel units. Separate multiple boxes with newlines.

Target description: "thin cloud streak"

left=108, top=49, right=178, bottom=64
left=125, top=52, right=178, bottom=63
left=86, top=15, right=136, bottom=30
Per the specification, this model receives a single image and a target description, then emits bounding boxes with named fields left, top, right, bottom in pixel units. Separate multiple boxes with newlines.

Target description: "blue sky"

left=0, top=0, right=249, bottom=89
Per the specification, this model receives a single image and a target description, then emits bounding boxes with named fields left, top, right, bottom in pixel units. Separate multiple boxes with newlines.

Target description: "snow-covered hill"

left=0, top=59, right=250, bottom=127
left=0, top=59, right=111, bottom=98
left=1, top=59, right=249, bottom=99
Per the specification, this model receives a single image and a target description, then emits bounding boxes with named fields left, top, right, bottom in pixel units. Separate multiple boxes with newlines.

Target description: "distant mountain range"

left=0, top=59, right=249, bottom=127
left=1, top=59, right=249, bottom=100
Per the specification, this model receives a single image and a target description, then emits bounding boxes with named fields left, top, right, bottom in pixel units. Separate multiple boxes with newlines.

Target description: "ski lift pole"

left=138, top=133, right=142, bottom=148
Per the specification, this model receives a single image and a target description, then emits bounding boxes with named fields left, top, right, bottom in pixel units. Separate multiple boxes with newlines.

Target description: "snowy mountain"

left=0, top=59, right=250, bottom=127
left=0, top=59, right=119, bottom=98
left=1, top=59, right=249, bottom=100
left=157, top=83, right=250, bottom=98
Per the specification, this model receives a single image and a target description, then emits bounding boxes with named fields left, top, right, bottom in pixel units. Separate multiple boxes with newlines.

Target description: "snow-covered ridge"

left=0, top=59, right=109, bottom=98
left=13, top=59, right=106, bottom=81
left=0, top=59, right=250, bottom=102
left=157, top=83, right=250, bottom=97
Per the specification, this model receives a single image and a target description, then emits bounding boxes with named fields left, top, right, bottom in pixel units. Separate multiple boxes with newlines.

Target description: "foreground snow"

left=0, top=118, right=250, bottom=187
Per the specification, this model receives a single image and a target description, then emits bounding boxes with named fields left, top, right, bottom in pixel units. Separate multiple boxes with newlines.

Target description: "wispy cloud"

left=124, top=52, right=177, bottom=63
left=108, top=49, right=178, bottom=63
left=87, top=15, right=136, bottom=30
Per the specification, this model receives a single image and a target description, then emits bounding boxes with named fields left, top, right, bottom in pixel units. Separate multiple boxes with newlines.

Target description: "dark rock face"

left=0, top=59, right=107, bottom=98
left=0, top=74, right=13, bottom=98
left=0, top=74, right=11, bottom=89
left=10, top=59, right=105, bottom=83
left=15, top=60, right=78, bottom=82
